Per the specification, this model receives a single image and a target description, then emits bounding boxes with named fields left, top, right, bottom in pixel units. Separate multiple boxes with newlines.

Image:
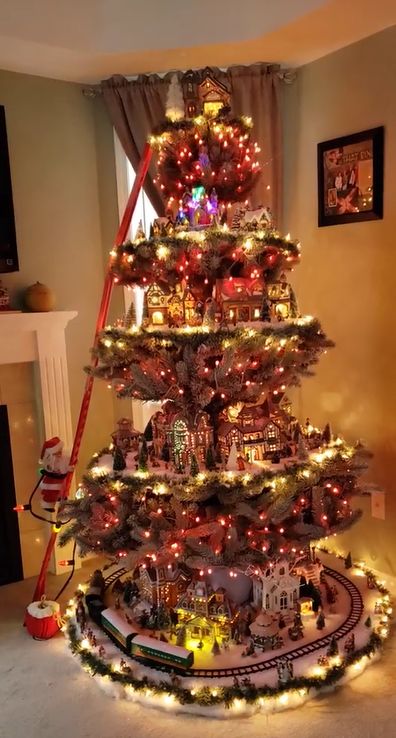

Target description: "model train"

left=88, top=603, right=194, bottom=673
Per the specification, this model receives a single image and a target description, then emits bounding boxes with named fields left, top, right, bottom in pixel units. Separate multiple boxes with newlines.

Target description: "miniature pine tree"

left=344, top=552, right=353, bottom=569
left=322, top=422, right=332, bottom=444
left=316, top=610, right=326, bottom=630
left=364, top=616, right=372, bottom=628
left=176, top=625, right=186, bottom=647
left=190, top=452, right=199, bottom=477
left=112, top=446, right=126, bottom=472
left=161, top=440, right=170, bottom=463
left=211, top=638, right=220, bottom=655
left=144, top=420, right=153, bottom=442
left=124, top=298, right=137, bottom=328
left=138, top=438, right=148, bottom=471
left=134, top=220, right=145, bottom=241
left=165, top=74, right=184, bottom=122
left=260, top=295, right=271, bottom=322
left=204, top=445, right=216, bottom=471
left=326, top=636, right=339, bottom=657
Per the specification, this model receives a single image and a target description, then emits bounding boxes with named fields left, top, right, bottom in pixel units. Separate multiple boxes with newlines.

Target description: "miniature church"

left=251, top=560, right=300, bottom=612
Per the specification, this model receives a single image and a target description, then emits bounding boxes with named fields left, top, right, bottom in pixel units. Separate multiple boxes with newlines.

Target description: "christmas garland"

left=110, top=228, right=300, bottom=287
left=65, top=624, right=384, bottom=711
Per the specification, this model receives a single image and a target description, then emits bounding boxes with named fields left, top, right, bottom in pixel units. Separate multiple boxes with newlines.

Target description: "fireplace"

left=0, top=311, right=76, bottom=582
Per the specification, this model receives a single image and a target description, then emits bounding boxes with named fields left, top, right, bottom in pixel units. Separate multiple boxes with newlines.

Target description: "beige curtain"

left=101, top=64, right=282, bottom=223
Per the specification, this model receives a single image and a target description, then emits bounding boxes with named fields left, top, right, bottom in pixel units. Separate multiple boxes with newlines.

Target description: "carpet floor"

left=1, top=563, right=395, bottom=738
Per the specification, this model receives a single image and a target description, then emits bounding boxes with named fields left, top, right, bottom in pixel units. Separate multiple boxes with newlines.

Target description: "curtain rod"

left=82, top=64, right=296, bottom=98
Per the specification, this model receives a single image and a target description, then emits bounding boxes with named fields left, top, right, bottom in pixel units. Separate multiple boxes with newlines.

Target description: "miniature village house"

left=145, top=282, right=170, bottom=326
left=251, top=560, right=300, bottom=612
left=216, top=277, right=263, bottom=323
left=175, top=579, right=235, bottom=642
left=267, top=273, right=293, bottom=321
left=139, top=563, right=192, bottom=607
left=151, top=407, right=213, bottom=467
left=183, top=69, right=231, bottom=119
left=218, top=397, right=297, bottom=462
left=145, top=281, right=199, bottom=328
left=111, top=417, right=140, bottom=453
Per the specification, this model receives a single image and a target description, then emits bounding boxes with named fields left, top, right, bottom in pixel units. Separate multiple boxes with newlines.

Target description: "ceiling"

left=0, top=0, right=395, bottom=83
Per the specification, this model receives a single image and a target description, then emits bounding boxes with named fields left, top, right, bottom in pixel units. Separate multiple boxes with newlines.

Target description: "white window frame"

left=113, top=131, right=161, bottom=432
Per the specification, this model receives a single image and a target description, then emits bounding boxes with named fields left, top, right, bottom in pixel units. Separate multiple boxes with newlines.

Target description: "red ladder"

left=31, top=142, right=153, bottom=603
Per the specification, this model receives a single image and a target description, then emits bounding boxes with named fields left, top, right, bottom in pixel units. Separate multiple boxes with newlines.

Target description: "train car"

left=101, top=607, right=137, bottom=652
left=86, top=596, right=106, bottom=625
left=130, top=634, right=194, bottom=672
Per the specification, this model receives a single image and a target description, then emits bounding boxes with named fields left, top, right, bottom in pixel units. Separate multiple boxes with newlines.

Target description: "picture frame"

left=0, top=106, right=19, bottom=272
left=317, top=126, right=384, bottom=227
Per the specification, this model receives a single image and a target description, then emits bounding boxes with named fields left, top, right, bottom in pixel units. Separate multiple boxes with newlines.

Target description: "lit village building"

left=139, top=562, right=192, bottom=608
left=175, top=579, right=236, bottom=642
left=218, top=395, right=300, bottom=463
left=151, top=405, right=213, bottom=467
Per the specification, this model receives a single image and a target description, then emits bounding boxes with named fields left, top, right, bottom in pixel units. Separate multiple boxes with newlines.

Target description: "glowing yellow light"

left=154, top=483, right=168, bottom=495
left=91, top=465, right=106, bottom=477
left=103, top=339, right=112, bottom=348
left=157, top=245, right=170, bottom=260
left=278, top=693, right=289, bottom=706
left=81, top=638, right=90, bottom=649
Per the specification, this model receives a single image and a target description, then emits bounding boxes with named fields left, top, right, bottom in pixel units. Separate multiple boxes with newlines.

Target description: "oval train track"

left=103, top=564, right=363, bottom=678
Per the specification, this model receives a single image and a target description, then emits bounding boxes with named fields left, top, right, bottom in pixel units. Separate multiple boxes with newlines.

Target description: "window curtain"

left=101, top=64, right=283, bottom=224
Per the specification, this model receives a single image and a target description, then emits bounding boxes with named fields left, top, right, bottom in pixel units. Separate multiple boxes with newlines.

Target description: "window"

left=280, top=591, right=288, bottom=610
left=113, top=132, right=161, bottom=430
left=114, top=131, right=157, bottom=242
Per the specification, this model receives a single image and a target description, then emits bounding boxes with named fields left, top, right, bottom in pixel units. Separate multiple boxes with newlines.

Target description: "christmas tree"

left=60, top=89, right=369, bottom=607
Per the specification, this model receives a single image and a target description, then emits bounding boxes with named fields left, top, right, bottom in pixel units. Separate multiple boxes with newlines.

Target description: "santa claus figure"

left=38, top=436, right=73, bottom=511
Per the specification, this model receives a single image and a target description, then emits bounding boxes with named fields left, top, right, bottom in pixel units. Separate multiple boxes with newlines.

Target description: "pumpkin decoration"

left=24, top=282, right=55, bottom=312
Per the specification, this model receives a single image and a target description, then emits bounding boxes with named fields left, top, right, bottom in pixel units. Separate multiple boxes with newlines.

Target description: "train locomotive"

left=99, top=606, right=194, bottom=673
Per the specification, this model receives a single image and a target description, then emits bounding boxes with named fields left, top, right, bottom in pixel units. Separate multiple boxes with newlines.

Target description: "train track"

left=102, top=564, right=363, bottom=679
left=103, top=567, right=127, bottom=591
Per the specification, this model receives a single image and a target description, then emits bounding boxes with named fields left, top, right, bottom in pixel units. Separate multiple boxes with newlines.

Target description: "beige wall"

left=283, top=26, right=396, bottom=575
left=0, top=69, right=119, bottom=574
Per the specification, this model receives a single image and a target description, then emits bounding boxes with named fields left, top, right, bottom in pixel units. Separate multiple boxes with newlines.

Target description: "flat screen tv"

left=0, top=106, right=18, bottom=272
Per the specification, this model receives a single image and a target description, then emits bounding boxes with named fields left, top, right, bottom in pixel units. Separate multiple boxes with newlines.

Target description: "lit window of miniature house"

left=263, top=422, right=281, bottom=454
left=267, top=273, right=292, bottom=321
left=145, top=282, right=170, bottom=325
left=216, top=277, right=264, bottom=325
left=252, top=560, right=300, bottom=613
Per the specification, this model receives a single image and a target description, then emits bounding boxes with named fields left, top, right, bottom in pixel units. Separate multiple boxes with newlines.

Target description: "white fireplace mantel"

left=0, top=311, right=77, bottom=452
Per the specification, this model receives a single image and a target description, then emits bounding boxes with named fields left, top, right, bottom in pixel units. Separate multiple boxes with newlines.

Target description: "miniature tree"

left=161, top=440, right=170, bottom=464
left=344, top=552, right=353, bottom=569
left=211, top=638, right=220, bottom=655
left=190, top=453, right=199, bottom=477
left=316, top=610, right=326, bottom=630
left=322, top=422, right=332, bottom=444
left=204, top=445, right=216, bottom=471
left=327, top=636, right=339, bottom=657
left=138, top=438, right=148, bottom=471
left=176, top=625, right=186, bottom=647
left=124, top=298, right=137, bottom=329
left=112, top=446, right=126, bottom=472
left=364, top=616, right=372, bottom=628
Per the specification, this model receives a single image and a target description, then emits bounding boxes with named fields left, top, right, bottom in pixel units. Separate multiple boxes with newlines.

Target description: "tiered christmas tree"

left=60, top=76, right=381, bottom=693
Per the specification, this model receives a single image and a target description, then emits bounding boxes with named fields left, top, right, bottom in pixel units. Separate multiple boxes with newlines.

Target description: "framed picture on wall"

left=0, top=106, right=19, bottom=272
left=317, top=126, right=384, bottom=227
